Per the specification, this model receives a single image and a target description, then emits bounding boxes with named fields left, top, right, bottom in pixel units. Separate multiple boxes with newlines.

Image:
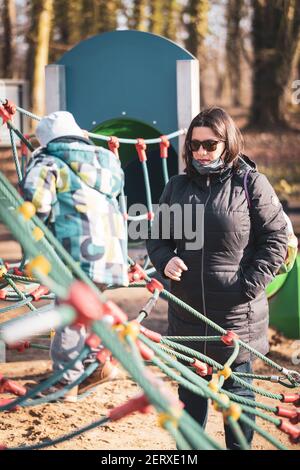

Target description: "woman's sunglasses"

left=189, top=139, right=224, bottom=152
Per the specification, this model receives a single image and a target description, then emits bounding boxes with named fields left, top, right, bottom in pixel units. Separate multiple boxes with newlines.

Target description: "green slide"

left=267, top=254, right=300, bottom=338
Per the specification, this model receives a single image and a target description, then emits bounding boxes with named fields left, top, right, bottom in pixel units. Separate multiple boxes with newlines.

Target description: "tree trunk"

left=27, top=0, right=53, bottom=120
left=250, top=0, right=300, bottom=129
left=226, top=0, right=244, bottom=107
left=1, top=0, right=17, bottom=78
left=149, top=0, right=164, bottom=36
left=129, top=0, right=148, bottom=31
left=184, top=0, right=210, bottom=108
left=97, top=0, right=119, bottom=33
left=162, top=0, right=181, bottom=41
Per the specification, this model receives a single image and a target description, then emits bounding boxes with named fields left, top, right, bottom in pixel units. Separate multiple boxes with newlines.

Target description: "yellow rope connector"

left=0, top=265, right=8, bottom=278
left=223, top=403, right=242, bottom=423
left=25, top=255, right=51, bottom=277
left=213, top=393, right=230, bottom=412
left=208, top=376, right=219, bottom=393
left=158, top=407, right=182, bottom=429
left=32, top=227, right=44, bottom=241
left=18, top=202, right=36, bottom=220
left=118, top=321, right=140, bottom=341
left=217, top=364, right=232, bottom=380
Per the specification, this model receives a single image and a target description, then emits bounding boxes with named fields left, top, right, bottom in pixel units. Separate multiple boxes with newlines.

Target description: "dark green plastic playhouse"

left=267, top=254, right=300, bottom=338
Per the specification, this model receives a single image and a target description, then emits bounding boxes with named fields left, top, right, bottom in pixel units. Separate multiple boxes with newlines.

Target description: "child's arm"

left=20, top=157, right=57, bottom=222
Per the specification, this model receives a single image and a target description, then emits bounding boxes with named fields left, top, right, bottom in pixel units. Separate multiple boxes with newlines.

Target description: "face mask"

left=192, top=156, right=225, bottom=175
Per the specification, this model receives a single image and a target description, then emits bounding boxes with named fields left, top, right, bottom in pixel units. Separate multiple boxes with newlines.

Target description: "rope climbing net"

left=0, top=99, right=299, bottom=451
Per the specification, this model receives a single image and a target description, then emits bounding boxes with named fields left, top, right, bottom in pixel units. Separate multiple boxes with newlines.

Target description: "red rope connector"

left=7, top=341, right=30, bottom=353
left=221, top=330, right=239, bottom=346
left=128, top=263, right=147, bottom=283
left=140, top=325, right=162, bottom=343
left=3, top=100, right=16, bottom=118
left=13, top=267, right=24, bottom=276
left=108, top=136, right=120, bottom=159
left=146, top=278, right=164, bottom=294
left=85, top=333, right=101, bottom=350
left=192, top=359, right=213, bottom=377
left=147, top=211, right=154, bottom=221
left=135, top=138, right=147, bottom=162
left=0, top=378, right=27, bottom=396
left=102, top=300, right=128, bottom=325
left=291, top=410, right=300, bottom=425
left=0, top=290, right=7, bottom=300
left=278, top=420, right=300, bottom=444
left=276, top=406, right=299, bottom=423
left=0, top=100, right=16, bottom=125
left=109, top=393, right=151, bottom=421
left=136, top=339, right=155, bottom=360
left=281, top=393, right=300, bottom=407
left=30, top=285, right=49, bottom=301
left=0, top=398, right=20, bottom=412
left=63, top=281, right=104, bottom=327
left=160, top=136, right=170, bottom=159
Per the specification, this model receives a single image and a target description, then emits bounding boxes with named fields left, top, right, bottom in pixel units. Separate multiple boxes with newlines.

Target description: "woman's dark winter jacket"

left=146, top=156, right=288, bottom=364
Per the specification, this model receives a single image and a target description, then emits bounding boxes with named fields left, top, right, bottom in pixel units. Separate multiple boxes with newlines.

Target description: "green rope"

left=5, top=273, right=38, bottom=283
left=0, top=343, right=89, bottom=411
left=4, top=276, right=36, bottom=311
left=241, top=404, right=280, bottom=426
left=0, top=298, right=30, bottom=313
left=141, top=160, right=153, bottom=220
left=161, top=158, right=169, bottom=186
left=91, top=320, right=220, bottom=450
left=161, top=338, right=221, bottom=369
left=224, top=390, right=277, bottom=413
left=226, top=416, right=250, bottom=450
left=239, top=413, right=288, bottom=450
left=8, top=125, right=22, bottom=182
left=164, top=335, right=222, bottom=342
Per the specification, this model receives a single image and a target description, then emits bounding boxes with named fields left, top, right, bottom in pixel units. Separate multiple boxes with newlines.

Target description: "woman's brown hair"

left=182, top=106, right=244, bottom=176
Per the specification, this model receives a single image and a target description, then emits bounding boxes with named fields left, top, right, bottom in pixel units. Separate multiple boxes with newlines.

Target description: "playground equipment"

left=45, top=30, right=200, bottom=206
left=0, top=100, right=299, bottom=451
left=0, top=29, right=299, bottom=449
left=267, top=255, right=300, bottom=338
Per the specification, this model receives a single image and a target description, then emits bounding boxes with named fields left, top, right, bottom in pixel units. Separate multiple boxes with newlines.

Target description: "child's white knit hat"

left=35, top=111, right=85, bottom=146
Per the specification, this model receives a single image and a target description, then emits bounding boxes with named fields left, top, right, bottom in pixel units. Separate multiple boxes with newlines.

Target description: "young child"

left=21, top=111, right=128, bottom=402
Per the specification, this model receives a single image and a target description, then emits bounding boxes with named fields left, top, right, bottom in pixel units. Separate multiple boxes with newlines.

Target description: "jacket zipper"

left=201, top=175, right=211, bottom=356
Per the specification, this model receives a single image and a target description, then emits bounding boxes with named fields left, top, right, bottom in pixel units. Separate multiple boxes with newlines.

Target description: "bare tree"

left=250, top=0, right=300, bottom=128
left=129, top=0, right=148, bottom=31
left=1, top=0, right=17, bottom=78
left=26, top=0, right=53, bottom=118
left=163, top=0, right=182, bottom=42
left=97, top=0, right=120, bottom=33
left=184, top=0, right=210, bottom=107
left=226, top=0, right=244, bottom=107
left=149, top=0, right=164, bottom=36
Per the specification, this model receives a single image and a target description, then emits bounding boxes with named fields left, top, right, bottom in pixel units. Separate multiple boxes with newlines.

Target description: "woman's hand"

left=164, top=257, right=188, bottom=281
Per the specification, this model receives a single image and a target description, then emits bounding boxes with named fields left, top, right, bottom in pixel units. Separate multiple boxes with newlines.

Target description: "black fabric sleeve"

left=242, top=172, right=288, bottom=299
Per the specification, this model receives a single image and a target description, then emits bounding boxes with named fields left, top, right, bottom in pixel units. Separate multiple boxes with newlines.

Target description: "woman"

left=146, top=107, right=288, bottom=449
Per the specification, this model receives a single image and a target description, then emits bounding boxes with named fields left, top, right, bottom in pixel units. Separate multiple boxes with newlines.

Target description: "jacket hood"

left=43, top=141, right=124, bottom=198
left=237, top=154, right=257, bottom=172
